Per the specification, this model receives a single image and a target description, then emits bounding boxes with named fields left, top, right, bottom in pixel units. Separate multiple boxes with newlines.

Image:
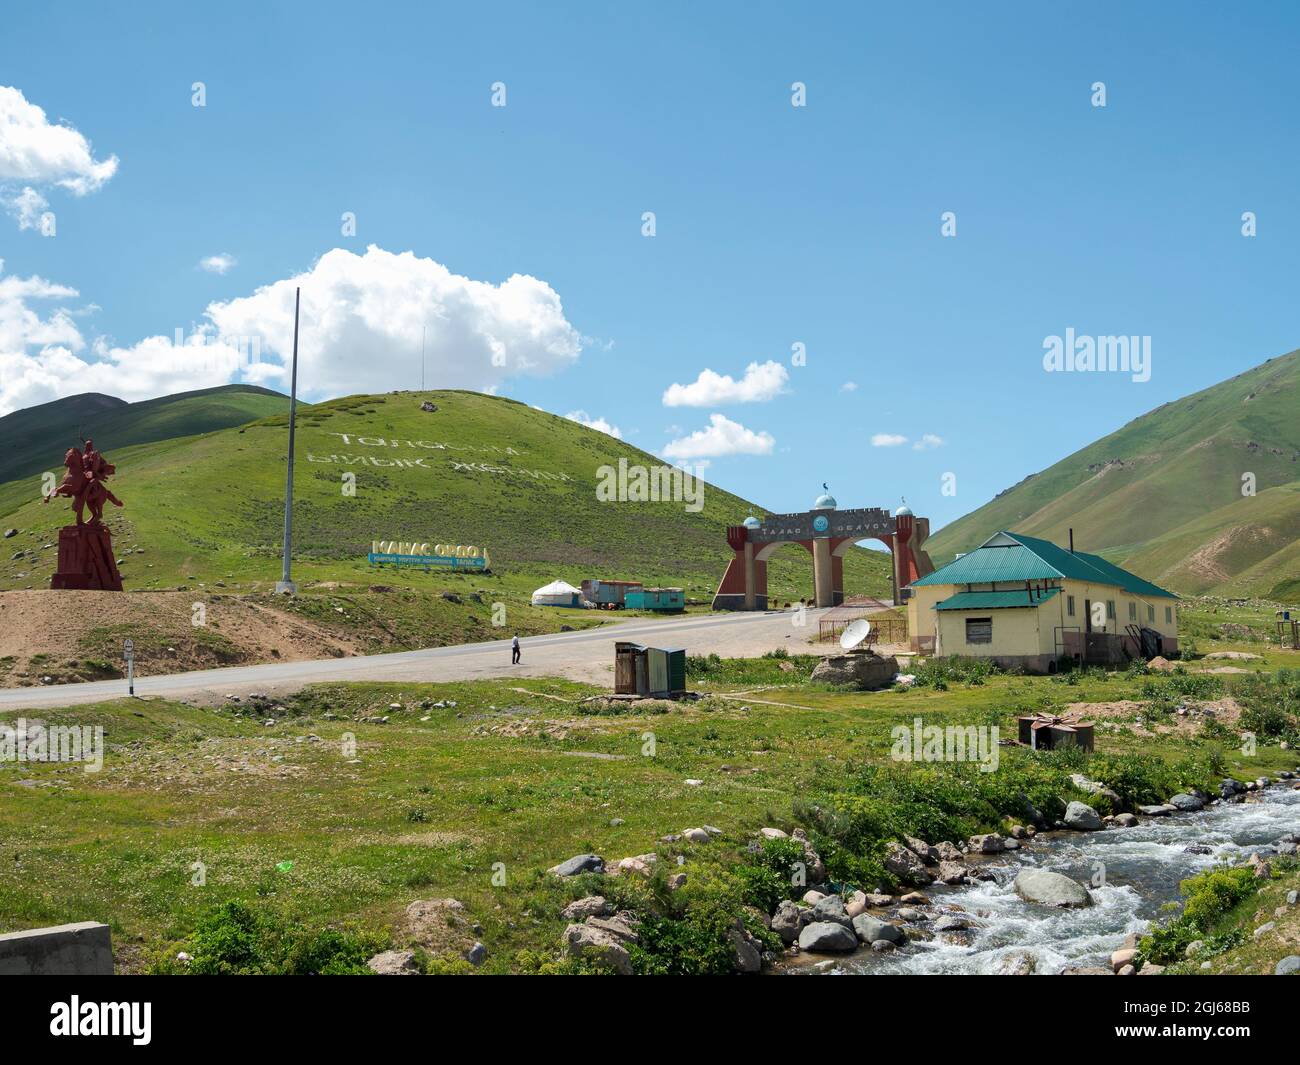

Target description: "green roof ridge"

left=913, top=530, right=1177, bottom=600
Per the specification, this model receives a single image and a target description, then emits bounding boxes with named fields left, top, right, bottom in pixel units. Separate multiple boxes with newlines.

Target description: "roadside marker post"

left=124, top=638, right=135, bottom=696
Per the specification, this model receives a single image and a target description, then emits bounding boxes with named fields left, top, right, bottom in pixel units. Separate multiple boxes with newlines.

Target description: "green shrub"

left=1140, top=865, right=1259, bottom=964
left=1233, top=670, right=1300, bottom=741
left=1139, top=672, right=1222, bottom=711
left=157, top=899, right=387, bottom=975
left=911, top=656, right=1002, bottom=689
left=628, top=873, right=776, bottom=976
left=735, top=838, right=807, bottom=912
left=184, top=901, right=265, bottom=974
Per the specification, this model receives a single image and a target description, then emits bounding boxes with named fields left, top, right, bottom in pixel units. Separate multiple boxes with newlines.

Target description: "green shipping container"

left=626, top=587, right=685, bottom=612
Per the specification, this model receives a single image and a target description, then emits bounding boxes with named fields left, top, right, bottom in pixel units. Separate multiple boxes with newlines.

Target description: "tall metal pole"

left=276, top=287, right=301, bottom=594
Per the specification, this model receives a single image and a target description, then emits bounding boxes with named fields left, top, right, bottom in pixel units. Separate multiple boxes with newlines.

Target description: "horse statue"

left=44, top=439, right=123, bottom=525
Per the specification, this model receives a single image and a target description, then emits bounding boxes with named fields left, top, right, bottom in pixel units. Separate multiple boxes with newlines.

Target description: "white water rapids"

left=801, top=783, right=1300, bottom=975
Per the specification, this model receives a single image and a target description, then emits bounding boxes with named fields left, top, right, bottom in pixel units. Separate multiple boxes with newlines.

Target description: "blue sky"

left=2, top=1, right=1298, bottom=531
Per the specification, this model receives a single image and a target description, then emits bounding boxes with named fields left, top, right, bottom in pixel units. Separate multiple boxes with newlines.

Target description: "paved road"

left=0, top=608, right=836, bottom=711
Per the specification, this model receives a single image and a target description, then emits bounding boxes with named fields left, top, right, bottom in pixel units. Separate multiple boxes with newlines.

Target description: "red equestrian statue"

left=45, top=438, right=126, bottom=591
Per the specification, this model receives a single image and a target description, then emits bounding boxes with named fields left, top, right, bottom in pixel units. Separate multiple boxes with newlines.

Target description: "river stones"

left=904, top=836, right=939, bottom=865
left=935, top=841, right=964, bottom=862
left=933, top=914, right=973, bottom=932
left=811, top=895, right=853, bottom=928
left=852, top=913, right=906, bottom=945
left=797, top=921, right=858, bottom=953
left=936, top=860, right=969, bottom=884
left=1168, top=793, right=1205, bottom=811
left=1064, top=801, right=1103, bottom=831
left=994, top=950, right=1037, bottom=975
left=1014, top=868, right=1093, bottom=908
left=884, top=841, right=933, bottom=884
left=771, top=900, right=806, bottom=944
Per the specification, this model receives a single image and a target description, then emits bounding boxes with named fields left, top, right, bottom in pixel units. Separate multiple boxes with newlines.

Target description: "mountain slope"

left=926, top=350, right=1300, bottom=596
left=0, top=384, right=293, bottom=484
left=0, top=389, right=890, bottom=601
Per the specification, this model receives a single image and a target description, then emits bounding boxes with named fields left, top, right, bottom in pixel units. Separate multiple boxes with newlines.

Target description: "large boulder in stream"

left=797, top=921, right=858, bottom=953
left=852, top=913, right=907, bottom=945
left=1014, top=868, right=1093, bottom=908
left=1063, top=801, right=1103, bottom=831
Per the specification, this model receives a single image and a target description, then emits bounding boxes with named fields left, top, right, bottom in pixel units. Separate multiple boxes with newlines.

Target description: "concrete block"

left=0, top=921, right=114, bottom=975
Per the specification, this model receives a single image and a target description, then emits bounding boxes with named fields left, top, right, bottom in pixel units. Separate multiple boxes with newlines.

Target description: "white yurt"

left=530, top=580, right=584, bottom=608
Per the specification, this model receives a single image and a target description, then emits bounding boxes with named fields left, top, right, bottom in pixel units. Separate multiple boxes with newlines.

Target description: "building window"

left=1106, top=600, right=1116, bottom=622
left=1128, top=601, right=1137, bottom=621
left=1147, top=605, right=1155, bottom=622
left=1165, top=605, right=1173, bottom=624
left=1066, top=595, right=1075, bottom=617
left=965, top=617, right=993, bottom=644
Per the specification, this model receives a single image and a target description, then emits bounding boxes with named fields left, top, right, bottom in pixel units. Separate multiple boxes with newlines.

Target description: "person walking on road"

left=511, top=634, right=521, bottom=664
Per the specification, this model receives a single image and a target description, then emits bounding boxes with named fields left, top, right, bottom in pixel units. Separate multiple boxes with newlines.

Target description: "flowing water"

left=802, top=784, right=1300, bottom=975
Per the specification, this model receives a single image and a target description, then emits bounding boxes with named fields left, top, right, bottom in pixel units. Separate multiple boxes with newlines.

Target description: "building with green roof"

left=906, top=531, right=1179, bottom=672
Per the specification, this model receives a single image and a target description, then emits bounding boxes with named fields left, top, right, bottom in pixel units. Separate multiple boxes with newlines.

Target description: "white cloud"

left=0, top=86, right=118, bottom=231
left=663, top=414, right=774, bottom=460
left=839, top=381, right=858, bottom=393
left=0, top=245, right=583, bottom=416
left=565, top=409, right=622, bottom=439
left=3, top=186, right=49, bottom=231
left=871, top=433, right=908, bottom=447
left=206, top=245, right=581, bottom=397
left=662, top=360, right=788, bottom=407
left=913, top=433, right=944, bottom=450
left=199, top=253, right=237, bottom=275
left=0, top=263, right=240, bottom=415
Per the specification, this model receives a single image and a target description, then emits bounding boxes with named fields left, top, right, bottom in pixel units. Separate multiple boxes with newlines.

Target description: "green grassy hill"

left=0, top=389, right=890, bottom=602
left=0, top=384, right=292, bottom=484
left=926, top=350, right=1300, bottom=598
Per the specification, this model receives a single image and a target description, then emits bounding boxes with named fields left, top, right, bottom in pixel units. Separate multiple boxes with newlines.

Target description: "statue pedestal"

left=50, top=524, right=123, bottom=591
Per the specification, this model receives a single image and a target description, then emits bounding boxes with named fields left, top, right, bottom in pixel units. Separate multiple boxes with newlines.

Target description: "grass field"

left=3, top=609, right=1296, bottom=974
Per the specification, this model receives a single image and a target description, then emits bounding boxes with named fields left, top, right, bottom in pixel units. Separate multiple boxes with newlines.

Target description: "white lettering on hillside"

left=305, top=454, right=572, bottom=481
left=326, top=433, right=524, bottom=455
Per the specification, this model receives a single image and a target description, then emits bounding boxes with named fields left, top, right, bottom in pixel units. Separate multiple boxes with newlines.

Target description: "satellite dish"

left=840, top=618, right=872, bottom=650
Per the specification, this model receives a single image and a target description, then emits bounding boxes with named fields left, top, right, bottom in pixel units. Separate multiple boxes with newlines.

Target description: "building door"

left=1084, top=599, right=1093, bottom=633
